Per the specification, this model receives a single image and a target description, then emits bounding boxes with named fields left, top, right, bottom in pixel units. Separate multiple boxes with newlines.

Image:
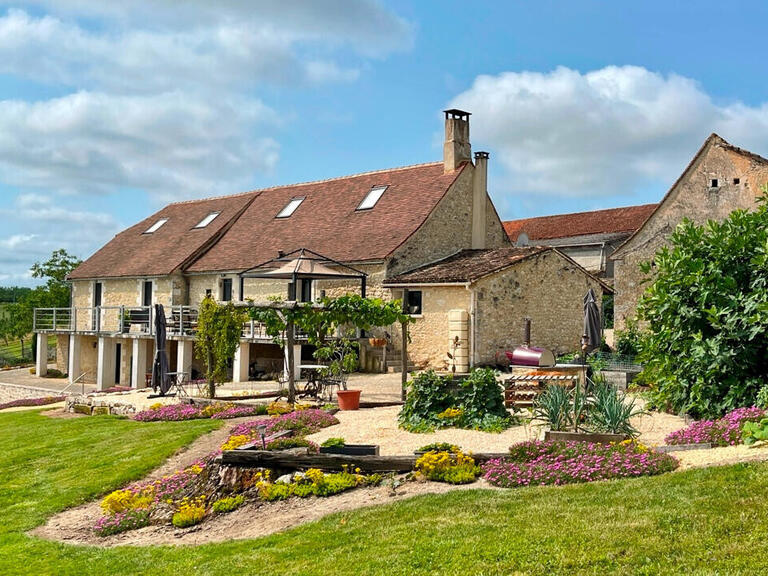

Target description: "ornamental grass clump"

left=665, top=406, right=766, bottom=447
left=482, top=440, right=678, bottom=488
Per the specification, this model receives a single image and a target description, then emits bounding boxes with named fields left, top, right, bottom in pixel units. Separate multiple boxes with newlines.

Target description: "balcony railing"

left=33, top=306, right=309, bottom=341
left=33, top=306, right=199, bottom=337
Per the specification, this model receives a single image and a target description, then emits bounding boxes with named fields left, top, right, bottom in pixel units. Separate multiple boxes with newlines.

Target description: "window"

left=357, top=186, right=387, bottom=210
left=142, top=280, right=153, bottom=307
left=144, top=218, right=168, bottom=234
left=406, top=290, right=422, bottom=315
left=221, top=278, right=233, bottom=302
left=194, top=211, right=220, bottom=228
left=205, top=288, right=212, bottom=297
left=710, top=178, right=719, bottom=188
left=277, top=197, right=304, bottom=218
left=734, top=178, right=741, bottom=185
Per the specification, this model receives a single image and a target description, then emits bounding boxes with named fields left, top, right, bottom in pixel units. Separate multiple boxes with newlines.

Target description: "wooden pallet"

left=504, top=374, right=578, bottom=409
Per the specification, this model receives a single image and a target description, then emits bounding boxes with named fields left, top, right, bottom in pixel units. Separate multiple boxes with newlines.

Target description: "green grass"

left=2, top=410, right=768, bottom=575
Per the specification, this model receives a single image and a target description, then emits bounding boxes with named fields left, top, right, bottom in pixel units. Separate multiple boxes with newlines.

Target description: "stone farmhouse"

left=503, top=204, right=656, bottom=283
left=33, top=110, right=607, bottom=389
left=611, top=134, right=768, bottom=329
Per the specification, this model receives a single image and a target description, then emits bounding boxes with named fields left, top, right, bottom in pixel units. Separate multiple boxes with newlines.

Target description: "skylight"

left=144, top=218, right=168, bottom=234
left=194, top=211, right=221, bottom=229
left=357, top=186, right=387, bottom=210
left=277, top=197, right=305, bottom=218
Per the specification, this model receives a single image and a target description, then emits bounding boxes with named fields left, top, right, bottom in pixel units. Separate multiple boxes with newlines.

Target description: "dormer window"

left=277, top=197, right=304, bottom=218
left=144, top=218, right=168, bottom=234
left=194, top=211, right=220, bottom=228
left=357, top=186, right=387, bottom=210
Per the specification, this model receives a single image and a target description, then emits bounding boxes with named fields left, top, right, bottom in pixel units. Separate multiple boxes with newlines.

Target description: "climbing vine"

left=195, top=296, right=248, bottom=398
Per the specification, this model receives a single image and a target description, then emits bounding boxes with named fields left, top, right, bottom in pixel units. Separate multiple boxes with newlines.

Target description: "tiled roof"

left=70, top=161, right=467, bottom=279
left=503, top=204, right=657, bottom=242
left=186, top=162, right=466, bottom=272
left=68, top=193, right=256, bottom=279
left=384, top=246, right=550, bottom=284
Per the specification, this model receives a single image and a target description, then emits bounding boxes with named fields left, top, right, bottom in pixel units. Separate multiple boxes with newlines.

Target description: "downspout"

left=467, top=284, right=476, bottom=368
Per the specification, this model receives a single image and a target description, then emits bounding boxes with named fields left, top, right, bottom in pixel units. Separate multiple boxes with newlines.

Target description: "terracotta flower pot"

left=337, top=389, right=361, bottom=410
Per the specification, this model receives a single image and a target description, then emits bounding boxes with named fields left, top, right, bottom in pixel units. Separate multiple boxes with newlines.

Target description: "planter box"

left=544, top=431, right=628, bottom=444
left=320, top=444, right=380, bottom=456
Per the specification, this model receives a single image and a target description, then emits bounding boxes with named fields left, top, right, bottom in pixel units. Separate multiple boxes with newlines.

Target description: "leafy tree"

left=637, top=193, right=768, bottom=418
left=30, top=249, right=82, bottom=308
left=194, top=296, right=248, bottom=399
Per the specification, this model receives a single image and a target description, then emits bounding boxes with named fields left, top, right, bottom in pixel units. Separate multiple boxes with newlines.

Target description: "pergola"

left=238, top=248, right=367, bottom=301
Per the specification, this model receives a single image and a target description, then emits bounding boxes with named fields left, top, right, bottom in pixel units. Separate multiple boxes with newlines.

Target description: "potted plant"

left=319, top=437, right=379, bottom=456
left=315, top=335, right=361, bottom=410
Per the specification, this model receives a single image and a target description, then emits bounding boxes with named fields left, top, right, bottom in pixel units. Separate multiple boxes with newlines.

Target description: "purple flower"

left=132, top=404, right=202, bottom=422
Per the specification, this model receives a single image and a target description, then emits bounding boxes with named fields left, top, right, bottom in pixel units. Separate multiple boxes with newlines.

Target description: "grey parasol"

left=583, top=288, right=601, bottom=354
left=151, top=303, right=172, bottom=395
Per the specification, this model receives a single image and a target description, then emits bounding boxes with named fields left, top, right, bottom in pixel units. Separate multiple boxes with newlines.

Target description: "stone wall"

left=55, top=334, right=68, bottom=373
left=403, top=286, right=470, bottom=369
left=473, top=251, right=604, bottom=363
left=612, top=141, right=768, bottom=329
left=0, top=382, right=62, bottom=403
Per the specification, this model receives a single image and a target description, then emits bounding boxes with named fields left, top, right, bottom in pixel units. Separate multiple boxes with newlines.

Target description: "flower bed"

left=482, top=440, right=678, bottom=488
left=225, top=409, right=339, bottom=443
left=132, top=402, right=267, bottom=422
left=665, top=406, right=766, bottom=447
left=0, top=395, right=65, bottom=411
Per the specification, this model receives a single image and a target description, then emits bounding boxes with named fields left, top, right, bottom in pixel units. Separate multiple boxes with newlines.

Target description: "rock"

left=72, top=404, right=92, bottom=415
left=275, top=474, right=293, bottom=485
left=91, top=406, right=110, bottom=416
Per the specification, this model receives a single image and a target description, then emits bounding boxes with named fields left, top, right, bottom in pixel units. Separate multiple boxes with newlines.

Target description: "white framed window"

left=194, top=211, right=220, bottom=228
left=277, top=197, right=305, bottom=218
left=357, top=186, right=387, bottom=210
left=144, top=218, right=168, bottom=234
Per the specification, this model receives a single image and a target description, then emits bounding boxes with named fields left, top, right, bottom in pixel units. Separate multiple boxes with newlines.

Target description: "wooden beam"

left=401, top=288, right=408, bottom=401
left=220, top=450, right=510, bottom=472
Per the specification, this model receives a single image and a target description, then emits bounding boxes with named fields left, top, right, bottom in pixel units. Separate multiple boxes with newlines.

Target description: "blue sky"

left=3, top=0, right=768, bottom=285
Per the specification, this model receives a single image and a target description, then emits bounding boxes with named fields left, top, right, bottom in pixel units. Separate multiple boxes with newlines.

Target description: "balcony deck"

left=33, top=306, right=307, bottom=342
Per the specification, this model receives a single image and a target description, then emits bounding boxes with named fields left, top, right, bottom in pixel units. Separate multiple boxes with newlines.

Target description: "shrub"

left=321, top=437, right=346, bottom=448
left=94, top=510, right=150, bottom=536
left=743, top=417, right=768, bottom=445
left=666, top=406, right=766, bottom=447
left=172, top=496, right=207, bottom=528
left=637, top=196, right=768, bottom=418
left=614, top=318, right=642, bottom=357
left=399, top=369, right=512, bottom=432
left=266, top=437, right=319, bottom=453
left=483, top=440, right=678, bottom=488
left=417, top=442, right=460, bottom=453
left=211, top=495, right=245, bottom=514
left=415, top=450, right=480, bottom=484
left=757, top=385, right=768, bottom=410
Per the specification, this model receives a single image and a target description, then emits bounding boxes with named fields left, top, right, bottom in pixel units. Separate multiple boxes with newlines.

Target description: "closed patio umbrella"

left=583, top=288, right=601, bottom=354
left=151, top=303, right=171, bottom=395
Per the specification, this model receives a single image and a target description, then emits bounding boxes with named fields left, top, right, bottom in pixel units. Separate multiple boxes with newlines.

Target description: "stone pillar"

left=35, top=333, right=48, bottom=377
left=97, top=337, right=116, bottom=391
left=131, top=338, right=149, bottom=389
left=448, top=309, right=470, bottom=373
left=283, top=344, right=302, bottom=381
left=119, top=341, right=131, bottom=387
left=233, top=341, right=250, bottom=383
left=68, top=334, right=81, bottom=384
left=177, top=340, right=194, bottom=378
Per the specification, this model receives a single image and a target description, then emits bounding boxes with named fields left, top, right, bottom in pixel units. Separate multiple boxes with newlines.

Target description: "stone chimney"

left=443, top=109, right=471, bottom=173
left=472, top=151, right=488, bottom=249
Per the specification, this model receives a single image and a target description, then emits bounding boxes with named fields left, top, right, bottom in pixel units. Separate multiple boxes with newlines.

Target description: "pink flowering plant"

left=0, top=396, right=65, bottom=410
left=227, top=409, right=338, bottom=440
left=132, top=404, right=203, bottom=422
left=482, top=440, right=678, bottom=488
left=210, top=405, right=264, bottom=419
left=94, top=510, right=150, bottom=536
left=665, top=406, right=766, bottom=447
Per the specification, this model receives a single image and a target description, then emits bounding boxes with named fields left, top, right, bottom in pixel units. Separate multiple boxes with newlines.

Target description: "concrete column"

left=68, top=334, right=81, bottom=384
left=283, top=344, right=302, bottom=380
left=177, top=340, right=194, bottom=378
left=96, top=337, right=116, bottom=391
left=34, top=333, right=48, bottom=377
left=233, top=341, right=250, bottom=383
left=448, top=309, right=470, bottom=373
left=131, top=338, right=149, bottom=389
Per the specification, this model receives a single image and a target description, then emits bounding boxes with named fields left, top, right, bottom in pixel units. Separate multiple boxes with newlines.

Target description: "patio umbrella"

left=151, top=303, right=171, bottom=395
left=583, top=288, right=601, bottom=354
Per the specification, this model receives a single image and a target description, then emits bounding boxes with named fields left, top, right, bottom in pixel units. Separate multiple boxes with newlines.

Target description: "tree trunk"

left=286, top=319, right=296, bottom=404
left=207, top=348, right=215, bottom=399
left=20, top=338, right=25, bottom=358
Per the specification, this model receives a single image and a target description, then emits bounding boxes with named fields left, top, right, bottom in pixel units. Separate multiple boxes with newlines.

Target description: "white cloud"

left=0, top=233, right=35, bottom=249
left=0, top=91, right=280, bottom=200
left=449, top=66, right=768, bottom=199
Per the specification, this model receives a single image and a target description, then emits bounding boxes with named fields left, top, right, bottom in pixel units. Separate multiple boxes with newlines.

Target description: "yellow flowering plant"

left=414, top=450, right=480, bottom=485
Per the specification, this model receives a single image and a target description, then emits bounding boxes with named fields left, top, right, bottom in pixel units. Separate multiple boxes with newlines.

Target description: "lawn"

left=2, top=410, right=768, bottom=575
